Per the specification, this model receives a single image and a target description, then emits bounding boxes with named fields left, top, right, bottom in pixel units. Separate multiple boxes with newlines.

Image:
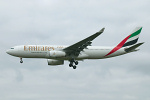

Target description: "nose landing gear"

left=20, top=58, right=23, bottom=63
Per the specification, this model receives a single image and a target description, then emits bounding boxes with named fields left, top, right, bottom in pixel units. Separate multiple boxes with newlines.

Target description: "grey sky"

left=0, top=0, right=150, bottom=100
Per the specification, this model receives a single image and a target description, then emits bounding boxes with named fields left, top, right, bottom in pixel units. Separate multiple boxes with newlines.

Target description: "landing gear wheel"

left=75, top=61, right=78, bottom=65
left=69, top=59, right=78, bottom=69
left=69, top=64, right=73, bottom=67
left=73, top=65, right=76, bottom=69
left=20, top=61, right=23, bottom=63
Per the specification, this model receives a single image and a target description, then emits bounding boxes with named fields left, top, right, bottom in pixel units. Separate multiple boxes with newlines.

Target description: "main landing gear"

left=69, top=59, right=78, bottom=69
left=20, top=58, right=23, bottom=63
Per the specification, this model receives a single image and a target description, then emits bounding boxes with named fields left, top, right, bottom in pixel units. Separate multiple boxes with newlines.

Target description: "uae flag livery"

left=122, top=27, right=142, bottom=47
left=105, top=27, right=142, bottom=57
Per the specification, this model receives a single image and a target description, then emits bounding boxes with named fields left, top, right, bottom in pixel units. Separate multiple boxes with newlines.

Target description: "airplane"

left=6, top=27, right=144, bottom=69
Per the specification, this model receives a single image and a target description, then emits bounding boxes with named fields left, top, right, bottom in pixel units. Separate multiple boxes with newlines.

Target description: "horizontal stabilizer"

left=125, top=42, right=144, bottom=52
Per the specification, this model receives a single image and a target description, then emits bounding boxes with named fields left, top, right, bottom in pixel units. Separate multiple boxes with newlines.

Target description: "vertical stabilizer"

left=122, top=27, right=142, bottom=47
left=105, top=27, right=143, bottom=57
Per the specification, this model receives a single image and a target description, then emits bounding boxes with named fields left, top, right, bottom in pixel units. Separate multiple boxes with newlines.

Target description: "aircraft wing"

left=63, top=28, right=105, bottom=56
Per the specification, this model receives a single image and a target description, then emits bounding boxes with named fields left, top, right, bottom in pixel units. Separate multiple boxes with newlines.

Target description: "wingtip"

left=99, top=27, right=105, bottom=33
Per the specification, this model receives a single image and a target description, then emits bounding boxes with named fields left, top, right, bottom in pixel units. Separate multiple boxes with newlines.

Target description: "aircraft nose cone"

left=6, top=49, right=13, bottom=55
left=6, top=47, right=18, bottom=57
left=6, top=50, right=10, bottom=54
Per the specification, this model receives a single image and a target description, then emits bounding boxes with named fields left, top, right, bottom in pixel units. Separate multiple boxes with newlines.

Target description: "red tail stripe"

left=105, top=34, right=131, bottom=57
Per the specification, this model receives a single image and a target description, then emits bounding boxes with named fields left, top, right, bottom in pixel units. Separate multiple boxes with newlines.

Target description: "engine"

left=50, top=51, right=66, bottom=58
left=47, top=59, right=64, bottom=65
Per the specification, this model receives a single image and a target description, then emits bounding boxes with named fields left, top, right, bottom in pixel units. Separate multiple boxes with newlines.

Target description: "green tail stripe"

left=129, top=28, right=142, bottom=39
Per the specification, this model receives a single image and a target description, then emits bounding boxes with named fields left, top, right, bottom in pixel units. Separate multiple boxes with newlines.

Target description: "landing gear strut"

left=69, top=59, right=78, bottom=69
left=20, top=58, right=23, bottom=63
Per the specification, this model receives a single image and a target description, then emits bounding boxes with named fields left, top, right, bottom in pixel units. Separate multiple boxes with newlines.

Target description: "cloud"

left=0, top=0, right=150, bottom=100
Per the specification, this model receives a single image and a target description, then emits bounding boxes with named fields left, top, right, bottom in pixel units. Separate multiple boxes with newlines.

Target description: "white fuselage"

left=6, top=27, right=143, bottom=68
left=6, top=45, right=127, bottom=60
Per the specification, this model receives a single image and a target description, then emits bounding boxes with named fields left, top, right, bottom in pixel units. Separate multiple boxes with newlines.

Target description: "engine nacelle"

left=50, top=51, right=66, bottom=58
left=47, top=59, right=64, bottom=65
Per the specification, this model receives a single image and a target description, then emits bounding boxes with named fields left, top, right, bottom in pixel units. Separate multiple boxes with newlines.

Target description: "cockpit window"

left=11, top=48, right=14, bottom=49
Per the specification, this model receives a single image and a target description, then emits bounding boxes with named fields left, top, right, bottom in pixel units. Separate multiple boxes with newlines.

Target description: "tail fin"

left=122, top=27, right=142, bottom=47
left=105, top=27, right=143, bottom=57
